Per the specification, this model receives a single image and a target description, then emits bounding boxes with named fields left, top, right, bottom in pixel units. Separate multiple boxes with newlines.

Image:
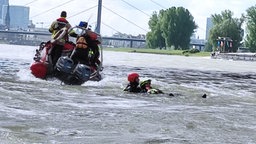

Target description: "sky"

left=9, top=0, right=256, bottom=39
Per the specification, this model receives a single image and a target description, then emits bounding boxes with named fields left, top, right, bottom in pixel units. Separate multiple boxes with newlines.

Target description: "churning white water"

left=0, top=44, right=256, bottom=144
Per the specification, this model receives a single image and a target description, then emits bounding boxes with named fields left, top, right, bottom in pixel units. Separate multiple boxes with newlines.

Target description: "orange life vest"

left=76, top=36, right=88, bottom=49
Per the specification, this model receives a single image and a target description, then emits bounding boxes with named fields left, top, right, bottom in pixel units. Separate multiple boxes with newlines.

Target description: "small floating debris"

left=168, top=93, right=174, bottom=97
left=202, top=94, right=207, bottom=98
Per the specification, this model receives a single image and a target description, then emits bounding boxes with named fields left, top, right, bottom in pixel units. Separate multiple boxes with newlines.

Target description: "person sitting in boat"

left=123, top=73, right=163, bottom=94
left=49, top=11, right=72, bottom=67
left=69, top=21, right=101, bottom=69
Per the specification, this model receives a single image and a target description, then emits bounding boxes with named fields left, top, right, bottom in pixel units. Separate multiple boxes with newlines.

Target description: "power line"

left=68, top=5, right=97, bottom=19
left=102, top=22, right=122, bottom=34
left=67, top=5, right=98, bottom=27
left=102, top=5, right=148, bottom=32
left=28, top=0, right=149, bottom=34
left=45, top=5, right=98, bottom=28
left=24, top=0, right=40, bottom=6
left=149, top=0, right=167, bottom=9
left=120, top=0, right=151, bottom=17
left=30, top=0, right=75, bottom=18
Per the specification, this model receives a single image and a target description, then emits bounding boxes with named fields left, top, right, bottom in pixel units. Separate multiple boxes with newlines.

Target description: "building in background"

left=205, top=17, right=213, bottom=40
left=0, top=0, right=8, bottom=25
left=1, top=0, right=30, bottom=30
left=10, top=5, right=29, bottom=30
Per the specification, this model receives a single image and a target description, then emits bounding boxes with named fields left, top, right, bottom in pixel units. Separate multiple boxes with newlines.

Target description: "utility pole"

left=95, top=0, right=102, bottom=34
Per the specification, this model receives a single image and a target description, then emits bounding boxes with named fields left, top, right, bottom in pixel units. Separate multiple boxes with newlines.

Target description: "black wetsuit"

left=123, top=82, right=142, bottom=93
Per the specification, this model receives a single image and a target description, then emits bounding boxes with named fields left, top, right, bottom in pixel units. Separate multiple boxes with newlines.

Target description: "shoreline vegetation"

left=103, top=47, right=211, bottom=57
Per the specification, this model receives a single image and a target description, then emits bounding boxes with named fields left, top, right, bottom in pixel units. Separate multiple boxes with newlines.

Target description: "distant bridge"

left=0, top=30, right=145, bottom=41
left=0, top=30, right=205, bottom=48
left=0, top=30, right=51, bottom=36
left=0, top=30, right=145, bottom=47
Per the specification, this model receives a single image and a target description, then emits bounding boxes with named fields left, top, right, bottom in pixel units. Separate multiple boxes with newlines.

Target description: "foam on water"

left=1, top=44, right=256, bottom=144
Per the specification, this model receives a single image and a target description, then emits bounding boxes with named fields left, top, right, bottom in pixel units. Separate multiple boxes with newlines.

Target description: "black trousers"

left=51, top=44, right=63, bottom=67
left=70, top=48, right=89, bottom=65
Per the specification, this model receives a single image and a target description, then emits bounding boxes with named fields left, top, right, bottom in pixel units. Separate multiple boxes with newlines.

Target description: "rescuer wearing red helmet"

left=123, top=72, right=141, bottom=92
left=124, top=72, right=164, bottom=94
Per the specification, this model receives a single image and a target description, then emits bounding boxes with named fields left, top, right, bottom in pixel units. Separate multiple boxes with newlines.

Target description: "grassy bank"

left=103, top=47, right=211, bottom=57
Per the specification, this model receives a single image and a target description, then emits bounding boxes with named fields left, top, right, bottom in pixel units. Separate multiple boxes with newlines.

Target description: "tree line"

left=146, top=5, right=256, bottom=52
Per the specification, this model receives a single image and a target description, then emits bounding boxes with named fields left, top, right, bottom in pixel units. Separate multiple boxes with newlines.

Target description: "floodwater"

left=0, top=44, right=256, bottom=144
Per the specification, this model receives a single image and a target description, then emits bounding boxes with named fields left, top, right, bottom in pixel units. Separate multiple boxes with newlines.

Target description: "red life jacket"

left=57, top=17, right=68, bottom=23
left=56, top=17, right=68, bottom=29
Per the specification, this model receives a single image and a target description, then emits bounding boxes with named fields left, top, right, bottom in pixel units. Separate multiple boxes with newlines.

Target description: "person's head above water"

left=128, top=73, right=139, bottom=83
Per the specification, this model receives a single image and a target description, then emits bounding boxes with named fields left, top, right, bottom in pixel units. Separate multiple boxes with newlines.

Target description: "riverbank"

left=211, top=52, right=256, bottom=61
left=103, top=47, right=211, bottom=57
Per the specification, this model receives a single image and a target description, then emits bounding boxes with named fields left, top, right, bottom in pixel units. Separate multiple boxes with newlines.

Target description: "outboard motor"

left=73, top=64, right=91, bottom=82
left=56, top=56, right=74, bottom=74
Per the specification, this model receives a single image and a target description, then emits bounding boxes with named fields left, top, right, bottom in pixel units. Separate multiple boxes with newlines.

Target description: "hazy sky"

left=9, top=0, right=256, bottom=39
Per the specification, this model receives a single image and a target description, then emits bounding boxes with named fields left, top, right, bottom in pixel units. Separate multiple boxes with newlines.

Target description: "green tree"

left=209, top=10, right=244, bottom=52
left=204, top=42, right=213, bottom=52
left=147, top=7, right=197, bottom=50
left=245, top=5, right=256, bottom=52
left=146, top=11, right=165, bottom=49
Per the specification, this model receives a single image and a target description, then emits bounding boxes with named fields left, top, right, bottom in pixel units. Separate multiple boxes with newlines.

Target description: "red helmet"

left=128, top=73, right=139, bottom=82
